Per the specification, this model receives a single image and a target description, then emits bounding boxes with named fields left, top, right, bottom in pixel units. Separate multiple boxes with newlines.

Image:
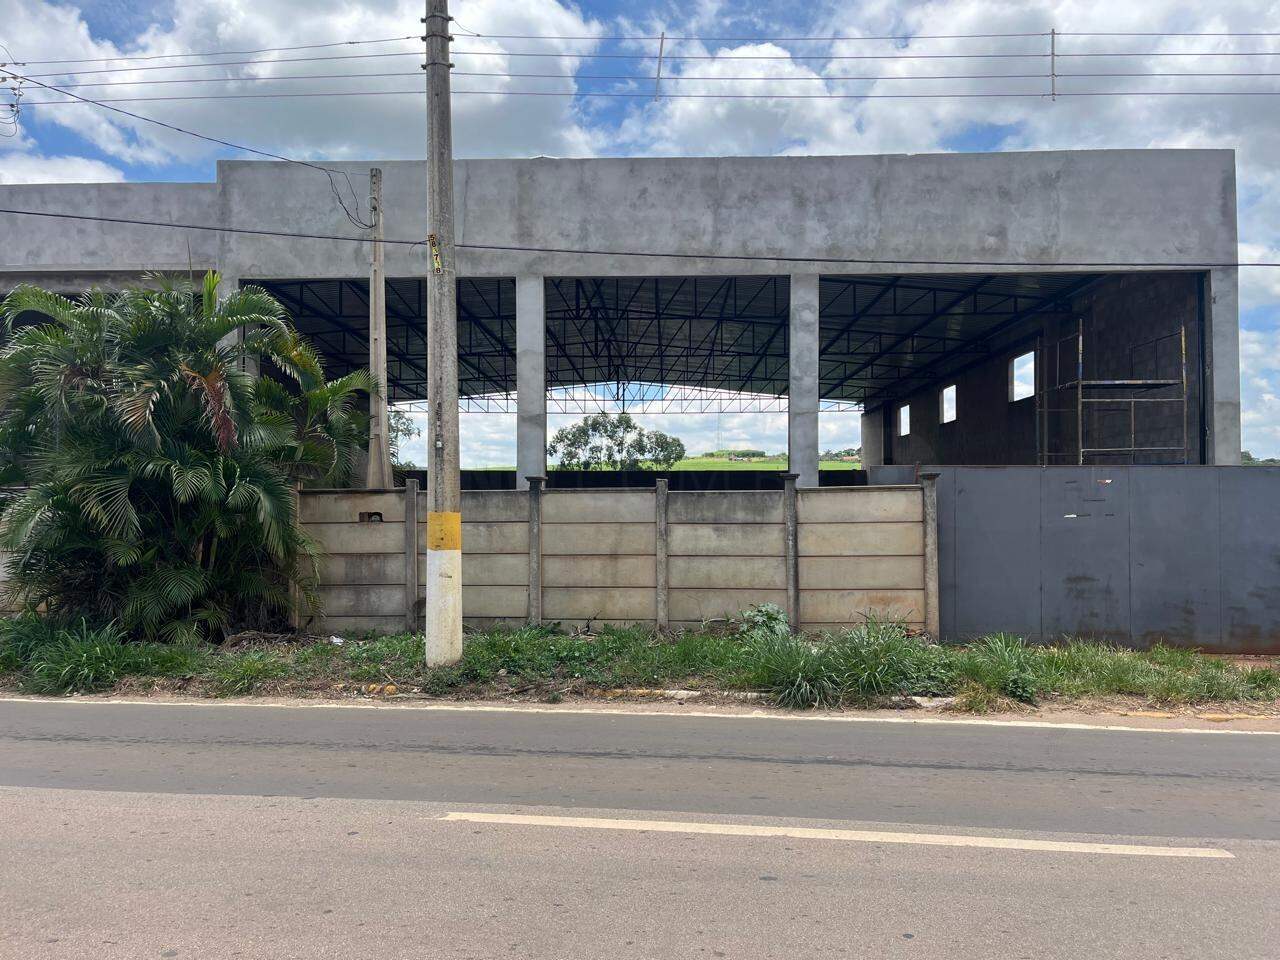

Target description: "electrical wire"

left=15, top=36, right=422, bottom=65
left=0, top=65, right=373, bottom=229
left=19, top=51, right=426, bottom=79
left=17, top=89, right=1280, bottom=105
left=30, top=69, right=1280, bottom=92
left=436, top=29, right=1280, bottom=42
left=0, top=207, right=1276, bottom=269
left=17, top=45, right=1280, bottom=81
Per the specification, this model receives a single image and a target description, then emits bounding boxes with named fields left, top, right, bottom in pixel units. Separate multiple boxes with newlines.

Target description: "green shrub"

left=739, top=603, right=790, bottom=641
left=210, top=650, right=287, bottom=695
left=954, top=634, right=1041, bottom=703
left=0, top=273, right=374, bottom=643
left=0, top=612, right=65, bottom=671
left=24, top=621, right=134, bottom=694
left=742, top=632, right=843, bottom=708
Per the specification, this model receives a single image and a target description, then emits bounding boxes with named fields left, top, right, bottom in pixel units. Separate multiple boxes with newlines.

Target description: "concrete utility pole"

left=422, top=0, right=462, bottom=665
left=365, top=167, right=394, bottom=489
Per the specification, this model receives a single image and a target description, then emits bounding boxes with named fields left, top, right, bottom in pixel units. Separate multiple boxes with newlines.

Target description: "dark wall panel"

left=949, top=468, right=1042, bottom=638
left=913, top=465, right=1280, bottom=653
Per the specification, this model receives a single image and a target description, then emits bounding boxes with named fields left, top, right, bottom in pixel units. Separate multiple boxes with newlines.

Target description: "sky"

left=2, top=0, right=1280, bottom=465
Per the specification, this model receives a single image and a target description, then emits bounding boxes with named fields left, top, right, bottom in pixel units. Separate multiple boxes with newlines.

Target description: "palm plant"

left=0, top=272, right=371, bottom=642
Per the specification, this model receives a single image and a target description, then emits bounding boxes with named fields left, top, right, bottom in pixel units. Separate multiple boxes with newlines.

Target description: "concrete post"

left=515, top=276, right=547, bottom=490
left=654, top=478, right=669, bottom=632
left=526, top=476, right=544, bottom=625
left=1205, top=267, right=1242, bottom=465
left=403, top=478, right=420, bottom=632
left=364, top=167, right=394, bottom=489
left=919, top=470, right=941, bottom=640
left=788, top=274, right=820, bottom=487
left=422, top=0, right=462, bottom=667
left=783, top=473, right=800, bottom=631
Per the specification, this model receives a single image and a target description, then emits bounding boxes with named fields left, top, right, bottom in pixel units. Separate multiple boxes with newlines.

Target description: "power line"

left=435, top=29, right=1280, bottom=42
left=10, top=28, right=1280, bottom=67
left=16, top=45, right=1280, bottom=81
left=11, top=36, right=422, bottom=66
left=451, top=49, right=1280, bottom=61
left=0, top=65, right=373, bottom=229
left=0, top=207, right=1276, bottom=269
left=17, top=89, right=1280, bottom=106
left=29, top=69, right=1280, bottom=92
left=18, top=51, right=426, bottom=79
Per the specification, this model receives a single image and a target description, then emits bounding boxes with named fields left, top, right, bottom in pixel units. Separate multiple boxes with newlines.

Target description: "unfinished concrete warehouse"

left=0, top=149, right=1242, bottom=479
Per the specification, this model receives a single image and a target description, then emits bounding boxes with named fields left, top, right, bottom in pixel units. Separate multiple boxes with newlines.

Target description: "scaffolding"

left=1039, top=316, right=1189, bottom=465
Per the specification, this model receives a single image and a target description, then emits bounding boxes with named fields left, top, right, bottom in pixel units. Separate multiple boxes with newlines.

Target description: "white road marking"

left=441, top=812, right=1235, bottom=859
left=1, top=695, right=1276, bottom=736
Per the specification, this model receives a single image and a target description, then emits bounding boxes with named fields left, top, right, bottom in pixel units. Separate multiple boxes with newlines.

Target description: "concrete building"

left=0, top=149, right=1242, bottom=479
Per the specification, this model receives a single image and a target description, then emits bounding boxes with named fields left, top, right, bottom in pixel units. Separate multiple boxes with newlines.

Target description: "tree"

left=389, top=410, right=421, bottom=469
left=547, top=413, right=686, bottom=470
left=0, top=272, right=371, bottom=642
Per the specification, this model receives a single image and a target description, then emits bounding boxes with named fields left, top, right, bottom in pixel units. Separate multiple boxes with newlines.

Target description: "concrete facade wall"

left=0, top=150, right=1238, bottom=282
left=297, top=485, right=929, bottom=633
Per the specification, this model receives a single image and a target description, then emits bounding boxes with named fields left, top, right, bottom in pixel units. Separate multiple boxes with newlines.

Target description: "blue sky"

left=4, top=0, right=1280, bottom=465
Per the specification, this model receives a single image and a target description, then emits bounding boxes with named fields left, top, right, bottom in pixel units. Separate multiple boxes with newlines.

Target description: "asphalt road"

left=1, top=699, right=1278, bottom=959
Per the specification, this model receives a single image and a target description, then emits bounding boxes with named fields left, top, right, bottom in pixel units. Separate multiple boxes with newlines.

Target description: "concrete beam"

left=789, top=274, right=820, bottom=487
left=515, top=276, right=547, bottom=489
left=1207, top=267, right=1242, bottom=465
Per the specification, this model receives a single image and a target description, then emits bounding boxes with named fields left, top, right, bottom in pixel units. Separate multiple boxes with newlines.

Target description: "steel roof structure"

left=256, top=272, right=1105, bottom=413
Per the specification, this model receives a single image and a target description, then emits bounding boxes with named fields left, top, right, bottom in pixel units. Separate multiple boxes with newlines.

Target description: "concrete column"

left=1206, top=267, right=1242, bottom=465
left=919, top=471, right=941, bottom=640
left=860, top=408, right=884, bottom=466
left=526, top=476, right=544, bottom=625
left=654, top=478, right=669, bottom=632
left=788, top=273, right=820, bottom=487
left=783, top=473, right=800, bottom=631
left=515, top=276, right=547, bottom=489
left=403, top=478, right=420, bottom=632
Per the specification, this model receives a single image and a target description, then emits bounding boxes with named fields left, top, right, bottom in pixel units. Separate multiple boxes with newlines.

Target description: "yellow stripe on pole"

left=426, top=511, right=462, bottom=551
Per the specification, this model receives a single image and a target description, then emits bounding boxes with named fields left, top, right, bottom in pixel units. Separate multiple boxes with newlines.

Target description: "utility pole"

left=422, top=0, right=462, bottom=665
left=365, top=167, right=394, bottom=489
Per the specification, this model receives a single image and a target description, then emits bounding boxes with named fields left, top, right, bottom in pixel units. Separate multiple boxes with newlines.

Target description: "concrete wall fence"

left=300, top=482, right=935, bottom=636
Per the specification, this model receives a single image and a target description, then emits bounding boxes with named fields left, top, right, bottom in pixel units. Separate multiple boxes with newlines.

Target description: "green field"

left=668, top=457, right=859, bottom=471
left=469, top=459, right=861, bottom=471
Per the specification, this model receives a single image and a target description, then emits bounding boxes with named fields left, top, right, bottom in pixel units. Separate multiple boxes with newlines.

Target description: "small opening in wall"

left=898, top=403, right=911, bottom=437
left=358, top=512, right=384, bottom=523
left=940, top=384, right=957, bottom=423
left=1010, top=351, right=1035, bottom=402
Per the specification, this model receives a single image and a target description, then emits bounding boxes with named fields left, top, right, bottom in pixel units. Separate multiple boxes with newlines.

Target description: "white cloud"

left=0, top=151, right=124, bottom=184
left=1, top=0, right=606, bottom=166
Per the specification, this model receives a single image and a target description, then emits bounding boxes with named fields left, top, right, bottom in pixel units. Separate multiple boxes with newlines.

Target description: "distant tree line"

left=547, top=414, right=686, bottom=471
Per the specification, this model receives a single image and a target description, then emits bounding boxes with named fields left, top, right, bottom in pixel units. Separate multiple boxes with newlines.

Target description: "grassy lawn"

left=2, top=611, right=1277, bottom=712
left=668, top=457, right=857, bottom=471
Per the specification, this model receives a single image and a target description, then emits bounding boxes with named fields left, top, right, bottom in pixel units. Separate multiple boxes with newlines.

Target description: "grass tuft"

left=1, top=604, right=1279, bottom=711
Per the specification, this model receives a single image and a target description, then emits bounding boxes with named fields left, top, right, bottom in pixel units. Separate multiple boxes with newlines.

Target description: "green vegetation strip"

left=2, top=608, right=1278, bottom=711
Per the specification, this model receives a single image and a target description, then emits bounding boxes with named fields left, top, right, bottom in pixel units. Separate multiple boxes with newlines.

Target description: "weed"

left=23, top=621, right=136, bottom=695
left=211, top=650, right=287, bottom=695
